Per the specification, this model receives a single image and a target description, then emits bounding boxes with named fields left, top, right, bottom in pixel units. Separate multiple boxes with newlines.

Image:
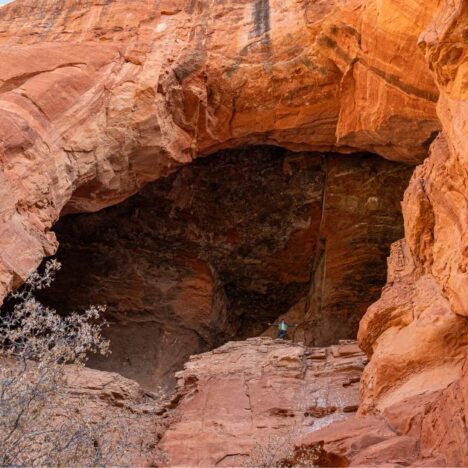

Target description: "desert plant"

left=0, top=260, right=153, bottom=467
left=243, top=432, right=318, bottom=468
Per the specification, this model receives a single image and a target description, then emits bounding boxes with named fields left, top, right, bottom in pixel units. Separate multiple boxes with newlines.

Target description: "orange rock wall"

left=346, top=3, right=468, bottom=464
left=357, top=0, right=468, bottom=416
left=159, top=338, right=366, bottom=467
left=0, top=0, right=467, bottom=464
left=0, top=0, right=442, bottom=302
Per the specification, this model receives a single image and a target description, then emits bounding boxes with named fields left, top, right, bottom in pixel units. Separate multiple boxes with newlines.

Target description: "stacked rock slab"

left=158, top=337, right=366, bottom=467
left=293, top=359, right=468, bottom=466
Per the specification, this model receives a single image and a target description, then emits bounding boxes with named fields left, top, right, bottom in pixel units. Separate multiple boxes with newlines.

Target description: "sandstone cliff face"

left=0, top=0, right=442, bottom=302
left=159, top=338, right=366, bottom=467
left=158, top=335, right=467, bottom=467
left=37, top=147, right=410, bottom=389
left=294, top=368, right=468, bottom=466
left=342, top=4, right=467, bottom=464
left=355, top=0, right=468, bottom=422
left=0, top=0, right=467, bottom=465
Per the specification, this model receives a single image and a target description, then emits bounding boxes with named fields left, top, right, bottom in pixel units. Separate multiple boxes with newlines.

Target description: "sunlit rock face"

left=0, top=0, right=466, bottom=463
left=159, top=338, right=367, bottom=467
left=38, top=147, right=411, bottom=389
left=0, top=0, right=441, bottom=301
left=357, top=134, right=468, bottom=416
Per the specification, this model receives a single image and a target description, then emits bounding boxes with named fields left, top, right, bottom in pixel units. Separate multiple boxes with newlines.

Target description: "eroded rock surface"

left=158, top=337, right=366, bottom=467
left=341, top=3, right=467, bottom=465
left=314, top=133, right=468, bottom=466
left=293, top=358, right=468, bottom=466
left=358, top=234, right=468, bottom=414
left=38, top=147, right=410, bottom=389
left=289, top=3, right=468, bottom=463
left=0, top=0, right=442, bottom=302
left=0, top=0, right=466, bottom=465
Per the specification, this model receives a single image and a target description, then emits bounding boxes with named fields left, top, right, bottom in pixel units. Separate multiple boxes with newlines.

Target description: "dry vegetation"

left=0, top=260, right=158, bottom=467
left=243, top=432, right=319, bottom=468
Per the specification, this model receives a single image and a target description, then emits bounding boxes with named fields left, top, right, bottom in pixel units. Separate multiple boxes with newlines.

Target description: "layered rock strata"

left=293, top=358, right=468, bottom=466
left=158, top=337, right=366, bottom=467
left=157, top=336, right=467, bottom=467
left=298, top=134, right=468, bottom=464
left=38, top=147, right=410, bottom=389
left=352, top=0, right=468, bottom=415
left=0, top=0, right=466, bottom=465
left=0, top=0, right=441, bottom=301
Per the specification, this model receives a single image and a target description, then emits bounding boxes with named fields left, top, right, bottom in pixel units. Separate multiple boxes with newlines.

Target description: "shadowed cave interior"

left=37, top=146, right=413, bottom=390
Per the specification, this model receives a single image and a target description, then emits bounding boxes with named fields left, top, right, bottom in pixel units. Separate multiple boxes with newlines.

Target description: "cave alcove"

left=36, top=146, right=413, bottom=390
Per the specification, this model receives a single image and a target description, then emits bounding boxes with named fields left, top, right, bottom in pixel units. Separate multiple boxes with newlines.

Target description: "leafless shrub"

left=243, top=432, right=319, bottom=468
left=0, top=260, right=159, bottom=466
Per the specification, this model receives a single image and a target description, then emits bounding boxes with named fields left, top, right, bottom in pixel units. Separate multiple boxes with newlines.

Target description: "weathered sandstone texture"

left=0, top=0, right=466, bottom=465
left=0, top=0, right=442, bottom=302
left=158, top=337, right=366, bottom=467
left=38, top=147, right=410, bottom=389
left=355, top=0, right=468, bottom=434
left=293, top=357, right=468, bottom=466
left=298, top=3, right=468, bottom=463
left=156, top=337, right=466, bottom=467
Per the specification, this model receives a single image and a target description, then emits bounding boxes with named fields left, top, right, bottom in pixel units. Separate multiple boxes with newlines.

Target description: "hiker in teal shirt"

left=270, top=319, right=297, bottom=339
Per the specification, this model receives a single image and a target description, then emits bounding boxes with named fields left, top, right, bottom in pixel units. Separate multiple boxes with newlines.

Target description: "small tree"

left=0, top=260, right=144, bottom=466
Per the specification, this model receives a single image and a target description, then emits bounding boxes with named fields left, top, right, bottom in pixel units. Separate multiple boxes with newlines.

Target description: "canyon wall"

left=356, top=0, right=468, bottom=420
left=0, top=0, right=466, bottom=465
left=0, top=0, right=441, bottom=301
left=159, top=338, right=366, bottom=466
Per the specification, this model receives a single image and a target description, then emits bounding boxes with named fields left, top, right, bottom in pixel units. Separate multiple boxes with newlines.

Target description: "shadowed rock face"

left=300, top=155, right=414, bottom=346
left=38, top=147, right=411, bottom=389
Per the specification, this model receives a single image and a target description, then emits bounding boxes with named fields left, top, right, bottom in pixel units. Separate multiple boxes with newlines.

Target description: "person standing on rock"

left=269, top=319, right=297, bottom=339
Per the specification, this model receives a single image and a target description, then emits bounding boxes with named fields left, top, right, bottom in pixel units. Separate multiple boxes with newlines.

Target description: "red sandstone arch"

left=0, top=0, right=466, bottom=433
